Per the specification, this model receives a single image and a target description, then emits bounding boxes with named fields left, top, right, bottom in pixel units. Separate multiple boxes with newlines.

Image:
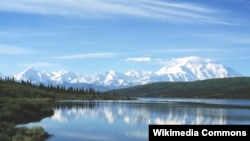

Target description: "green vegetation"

left=0, top=77, right=129, bottom=141
left=0, top=98, right=53, bottom=141
left=109, top=77, right=250, bottom=99
left=0, top=77, right=128, bottom=100
left=2, top=76, right=248, bottom=140
left=0, top=123, right=51, bottom=141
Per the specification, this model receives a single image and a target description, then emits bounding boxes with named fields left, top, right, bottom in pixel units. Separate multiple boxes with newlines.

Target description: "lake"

left=25, top=98, right=250, bottom=141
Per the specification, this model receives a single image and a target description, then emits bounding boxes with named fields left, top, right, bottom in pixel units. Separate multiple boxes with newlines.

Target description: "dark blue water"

left=25, top=98, right=250, bottom=141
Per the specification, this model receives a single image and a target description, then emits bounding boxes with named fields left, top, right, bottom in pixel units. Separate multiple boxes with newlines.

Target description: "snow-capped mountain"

left=155, top=56, right=241, bottom=81
left=45, top=70, right=79, bottom=84
left=9, top=56, right=242, bottom=91
left=14, top=67, right=52, bottom=84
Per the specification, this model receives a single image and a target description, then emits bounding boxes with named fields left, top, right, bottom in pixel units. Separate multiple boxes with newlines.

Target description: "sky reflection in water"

left=27, top=98, right=250, bottom=141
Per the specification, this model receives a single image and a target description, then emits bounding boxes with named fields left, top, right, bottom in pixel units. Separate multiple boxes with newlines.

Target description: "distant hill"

left=109, top=77, right=250, bottom=99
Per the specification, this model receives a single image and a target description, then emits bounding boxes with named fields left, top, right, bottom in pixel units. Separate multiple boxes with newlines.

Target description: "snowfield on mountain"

left=2, top=56, right=241, bottom=91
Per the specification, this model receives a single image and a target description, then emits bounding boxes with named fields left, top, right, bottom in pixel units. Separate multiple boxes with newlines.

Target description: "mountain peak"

left=8, top=56, right=242, bottom=90
left=125, top=69, right=152, bottom=78
left=106, top=70, right=117, bottom=74
left=105, top=70, right=120, bottom=79
left=22, top=66, right=36, bottom=73
left=125, top=69, right=140, bottom=76
left=156, top=56, right=240, bottom=81
left=169, top=56, right=214, bottom=65
left=15, top=67, right=38, bottom=78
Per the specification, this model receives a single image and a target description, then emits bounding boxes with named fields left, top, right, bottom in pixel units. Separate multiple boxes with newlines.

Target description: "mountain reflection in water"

left=26, top=98, right=250, bottom=141
left=52, top=100, right=227, bottom=125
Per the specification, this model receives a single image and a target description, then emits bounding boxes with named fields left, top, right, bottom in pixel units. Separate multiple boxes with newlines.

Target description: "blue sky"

left=0, top=0, right=250, bottom=76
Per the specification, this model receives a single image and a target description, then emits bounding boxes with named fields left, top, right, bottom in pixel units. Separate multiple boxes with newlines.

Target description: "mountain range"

left=0, top=56, right=242, bottom=91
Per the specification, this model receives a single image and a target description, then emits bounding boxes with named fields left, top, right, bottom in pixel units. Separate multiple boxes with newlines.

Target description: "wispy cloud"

left=0, top=29, right=63, bottom=37
left=236, top=56, right=250, bottom=60
left=0, top=31, right=20, bottom=36
left=20, top=62, right=59, bottom=68
left=188, top=33, right=250, bottom=45
left=153, top=47, right=250, bottom=53
left=0, top=44, right=35, bottom=55
left=0, top=0, right=231, bottom=24
left=56, top=52, right=118, bottom=60
left=126, top=57, right=152, bottom=62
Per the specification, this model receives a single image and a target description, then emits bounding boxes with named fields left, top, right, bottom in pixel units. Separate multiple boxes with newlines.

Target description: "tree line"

left=0, top=76, right=115, bottom=99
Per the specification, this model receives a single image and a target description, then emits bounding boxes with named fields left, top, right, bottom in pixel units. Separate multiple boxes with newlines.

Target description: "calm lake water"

left=26, top=98, right=250, bottom=141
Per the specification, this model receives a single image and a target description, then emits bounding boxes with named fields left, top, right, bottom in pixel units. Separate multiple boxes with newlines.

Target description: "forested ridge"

left=110, top=77, right=250, bottom=99
left=0, top=77, right=121, bottom=100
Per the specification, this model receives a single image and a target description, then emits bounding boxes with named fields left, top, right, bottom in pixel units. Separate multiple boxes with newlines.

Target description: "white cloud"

left=126, top=57, right=152, bottom=62
left=51, top=109, right=68, bottom=123
left=153, top=47, right=250, bottom=54
left=0, top=45, right=34, bottom=55
left=0, top=30, right=60, bottom=37
left=20, top=62, right=59, bottom=68
left=0, top=0, right=231, bottom=24
left=56, top=52, right=118, bottom=60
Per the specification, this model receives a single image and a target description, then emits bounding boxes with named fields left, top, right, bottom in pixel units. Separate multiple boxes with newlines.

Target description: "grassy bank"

left=0, top=98, right=54, bottom=141
left=0, top=78, right=133, bottom=141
